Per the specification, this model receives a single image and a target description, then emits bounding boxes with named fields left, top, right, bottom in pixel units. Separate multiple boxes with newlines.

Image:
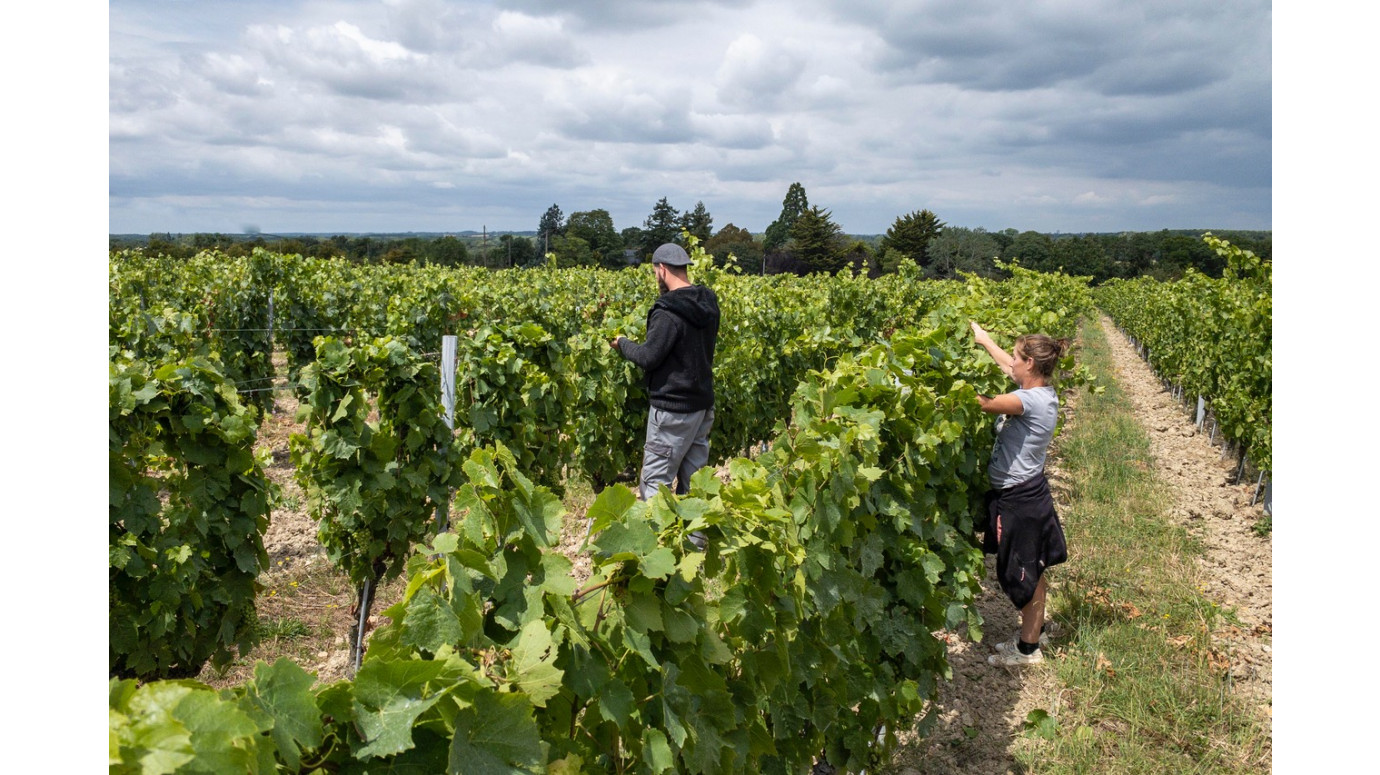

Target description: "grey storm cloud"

left=549, top=77, right=699, bottom=144
left=847, top=0, right=1269, bottom=96
left=109, top=0, right=1271, bottom=234
left=494, top=0, right=757, bottom=31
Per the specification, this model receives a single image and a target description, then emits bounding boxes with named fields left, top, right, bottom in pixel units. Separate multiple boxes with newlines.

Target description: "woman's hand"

left=971, top=321, right=1014, bottom=377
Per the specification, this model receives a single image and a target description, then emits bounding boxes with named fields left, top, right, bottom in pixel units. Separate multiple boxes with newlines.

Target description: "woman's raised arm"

left=971, top=321, right=1014, bottom=378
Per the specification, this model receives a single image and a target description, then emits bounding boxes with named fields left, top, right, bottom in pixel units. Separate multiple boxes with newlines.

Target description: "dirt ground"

left=216, top=320, right=1272, bottom=768
left=886, top=316, right=1272, bottom=774
left=219, top=370, right=604, bottom=688
left=1099, top=315, right=1272, bottom=715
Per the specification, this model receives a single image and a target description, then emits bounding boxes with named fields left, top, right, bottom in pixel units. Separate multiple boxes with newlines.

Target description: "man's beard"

left=657, top=275, right=669, bottom=294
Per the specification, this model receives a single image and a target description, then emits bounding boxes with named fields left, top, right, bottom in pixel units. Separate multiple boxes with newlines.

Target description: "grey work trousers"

left=638, top=406, right=715, bottom=501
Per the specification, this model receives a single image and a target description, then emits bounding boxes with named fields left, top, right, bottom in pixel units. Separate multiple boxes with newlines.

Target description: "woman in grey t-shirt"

left=971, top=322, right=1071, bottom=667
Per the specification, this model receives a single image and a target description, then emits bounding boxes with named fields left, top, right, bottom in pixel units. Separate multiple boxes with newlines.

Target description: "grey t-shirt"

left=988, top=385, right=1059, bottom=489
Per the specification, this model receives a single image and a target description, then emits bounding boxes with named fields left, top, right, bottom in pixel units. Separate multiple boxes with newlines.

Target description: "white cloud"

left=241, top=21, right=447, bottom=101
left=715, top=34, right=807, bottom=109
left=329, top=21, right=418, bottom=63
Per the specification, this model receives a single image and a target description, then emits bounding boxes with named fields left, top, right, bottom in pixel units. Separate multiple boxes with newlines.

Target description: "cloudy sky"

left=109, top=0, right=1271, bottom=236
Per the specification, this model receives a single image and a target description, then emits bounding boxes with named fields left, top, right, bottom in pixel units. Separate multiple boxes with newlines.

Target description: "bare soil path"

left=1097, top=315, right=1272, bottom=714
left=889, top=316, right=1272, bottom=773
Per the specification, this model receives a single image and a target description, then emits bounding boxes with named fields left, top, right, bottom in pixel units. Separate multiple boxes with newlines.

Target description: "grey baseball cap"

left=651, top=243, right=692, bottom=266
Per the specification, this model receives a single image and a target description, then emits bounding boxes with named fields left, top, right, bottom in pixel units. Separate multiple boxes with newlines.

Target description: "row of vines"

left=1095, top=235, right=1272, bottom=473
left=110, top=240, right=1100, bottom=772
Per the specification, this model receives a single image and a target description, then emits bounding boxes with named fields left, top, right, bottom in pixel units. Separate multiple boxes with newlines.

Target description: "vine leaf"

left=353, top=659, right=449, bottom=759
left=448, top=691, right=544, bottom=775
left=243, top=659, right=323, bottom=771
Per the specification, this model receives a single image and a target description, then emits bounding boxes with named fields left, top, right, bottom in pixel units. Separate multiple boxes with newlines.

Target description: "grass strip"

left=1019, top=317, right=1270, bottom=773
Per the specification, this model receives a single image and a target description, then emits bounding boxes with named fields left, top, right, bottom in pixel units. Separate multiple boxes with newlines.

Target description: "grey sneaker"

left=988, top=646, right=1043, bottom=666
left=994, top=621, right=1060, bottom=654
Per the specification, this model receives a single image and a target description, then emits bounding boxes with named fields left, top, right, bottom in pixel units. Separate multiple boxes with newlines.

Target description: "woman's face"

left=1011, top=345, right=1034, bottom=383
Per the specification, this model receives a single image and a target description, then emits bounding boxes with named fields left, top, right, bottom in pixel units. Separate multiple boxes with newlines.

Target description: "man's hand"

left=610, top=336, right=621, bottom=350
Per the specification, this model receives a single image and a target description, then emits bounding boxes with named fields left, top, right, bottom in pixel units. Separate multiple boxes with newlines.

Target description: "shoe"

left=1042, top=620, right=1062, bottom=641
left=993, top=621, right=1060, bottom=654
left=988, top=646, right=1043, bottom=666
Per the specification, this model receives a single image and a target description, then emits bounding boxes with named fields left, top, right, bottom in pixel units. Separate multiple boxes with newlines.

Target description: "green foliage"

left=705, top=222, right=763, bottom=273
left=1096, top=235, right=1271, bottom=470
left=642, top=196, right=683, bottom=253
left=381, top=265, right=469, bottom=352
left=620, top=226, right=646, bottom=259
left=1051, top=235, right=1111, bottom=281
left=109, top=249, right=278, bottom=416
left=841, top=239, right=877, bottom=277
left=453, top=320, right=577, bottom=492
left=221, top=250, right=284, bottom=415
left=565, top=209, right=624, bottom=269
left=877, top=247, right=918, bottom=276
left=925, top=226, right=1000, bottom=279
left=549, top=233, right=598, bottom=268
left=109, top=354, right=273, bottom=679
left=109, top=660, right=322, bottom=774
left=274, top=255, right=374, bottom=384
left=290, top=337, right=463, bottom=588
left=426, top=235, right=469, bottom=267
left=763, top=182, right=808, bottom=253
left=113, top=245, right=1098, bottom=507
left=109, top=252, right=209, bottom=361
left=110, top=261, right=1103, bottom=773
left=499, top=233, right=538, bottom=268
left=787, top=205, right=847, bottom=274
left=680, top=200, right=714, bottom=244
left=564, top=310, right=649, bottom=490
left=1005, top=230, right=1056, bottom=272
left=1023, top=708, right=1059, bottom=740
left=878, top=209, right=945, bottom=269
left=537, top=203, right=564, bottom=249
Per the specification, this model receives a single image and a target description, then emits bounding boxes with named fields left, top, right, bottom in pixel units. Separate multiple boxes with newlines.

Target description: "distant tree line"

left=112, top=232, right=542, bottom=269
left=115, top=183, right=1269, bottom=283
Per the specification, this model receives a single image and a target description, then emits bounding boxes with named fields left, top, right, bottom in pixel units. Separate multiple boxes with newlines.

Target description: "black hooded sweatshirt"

left=616, top=284, right=719, bottom=412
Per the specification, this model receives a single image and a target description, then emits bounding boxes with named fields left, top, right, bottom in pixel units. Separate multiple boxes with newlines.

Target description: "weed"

left=257, top=617, right=311, bottom=641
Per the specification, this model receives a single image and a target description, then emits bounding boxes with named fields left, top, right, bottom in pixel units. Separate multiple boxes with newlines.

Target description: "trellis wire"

left=207, top=327, right=356, bottom=333
left=238, top=383, right=300, bottom=395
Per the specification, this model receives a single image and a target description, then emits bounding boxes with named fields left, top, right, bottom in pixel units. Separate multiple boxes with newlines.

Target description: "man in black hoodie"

left=611, top=243, right=720, bottom=501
